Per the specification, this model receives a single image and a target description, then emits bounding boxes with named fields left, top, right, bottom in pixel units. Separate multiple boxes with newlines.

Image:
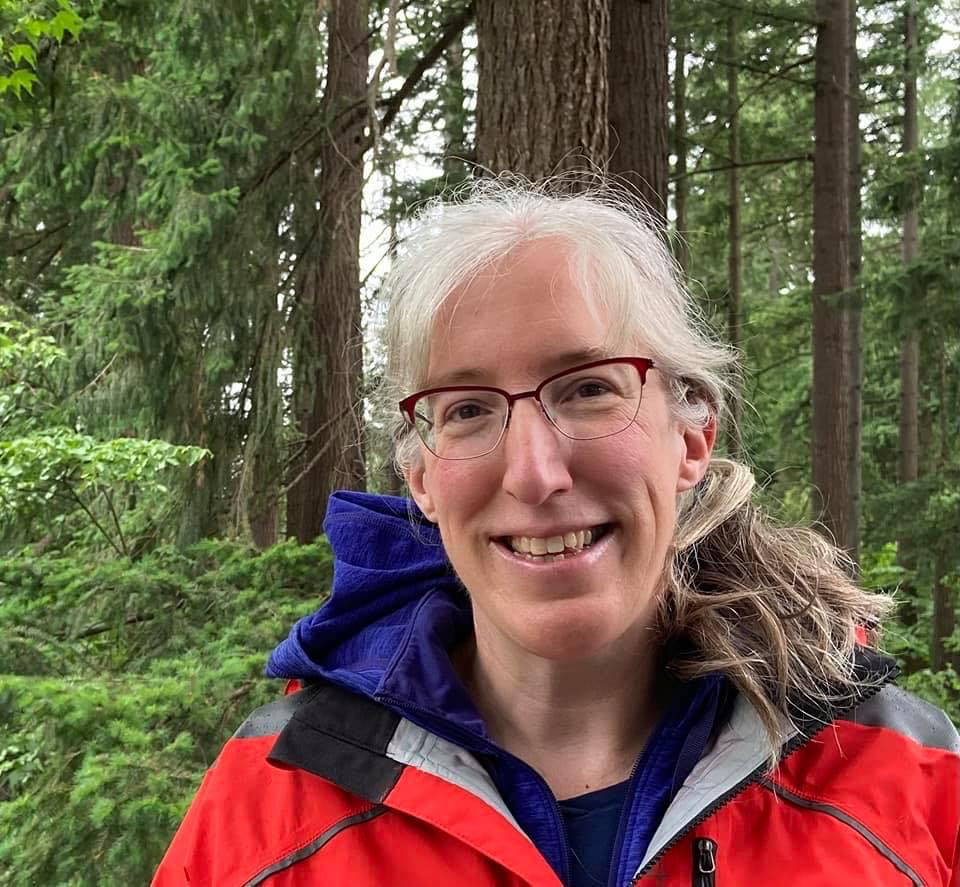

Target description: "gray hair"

left=377, top=176, right=893, bottom=760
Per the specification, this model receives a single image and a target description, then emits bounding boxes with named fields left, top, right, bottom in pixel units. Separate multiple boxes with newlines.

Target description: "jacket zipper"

left=605, top=745, right=647, bottom=887
left=691, top=838, right=716, bottom=887
left=629, top=675, right=894, bottom=885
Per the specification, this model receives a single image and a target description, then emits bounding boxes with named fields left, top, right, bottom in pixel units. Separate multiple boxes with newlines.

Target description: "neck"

left=455, top=624, right=662, bottom=799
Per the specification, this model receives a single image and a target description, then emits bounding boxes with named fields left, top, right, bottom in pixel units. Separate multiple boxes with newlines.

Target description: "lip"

left=490, top=525, right=615, bottom=571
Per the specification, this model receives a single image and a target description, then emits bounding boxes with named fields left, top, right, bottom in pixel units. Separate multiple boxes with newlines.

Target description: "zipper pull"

left=692, top=837, right=716, bottom=887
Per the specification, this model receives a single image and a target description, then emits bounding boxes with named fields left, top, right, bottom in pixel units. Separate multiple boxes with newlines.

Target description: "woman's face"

left=407, top=239, right=714, bottom=662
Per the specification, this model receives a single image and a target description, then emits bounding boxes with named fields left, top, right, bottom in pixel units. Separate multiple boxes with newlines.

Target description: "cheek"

left=425, top=460, right=499, bottom=531
left=591, top=433, right=683, bottom=524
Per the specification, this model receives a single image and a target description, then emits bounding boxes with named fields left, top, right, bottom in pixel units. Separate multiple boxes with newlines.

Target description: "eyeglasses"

left=399, top=357, right=655, bottom=460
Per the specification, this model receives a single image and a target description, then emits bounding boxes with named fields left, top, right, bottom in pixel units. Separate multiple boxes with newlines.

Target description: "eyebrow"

left=426, top=347, right=609, bottom=388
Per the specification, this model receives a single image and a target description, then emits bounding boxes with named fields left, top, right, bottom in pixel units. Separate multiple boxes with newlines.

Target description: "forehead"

left=426, top=239, right=622, bottom=384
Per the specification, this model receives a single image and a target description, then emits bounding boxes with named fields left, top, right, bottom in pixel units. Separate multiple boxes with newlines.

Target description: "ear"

left=406, top=460, right=438, bottom=522
left=676, top=416, right=717, bottom=493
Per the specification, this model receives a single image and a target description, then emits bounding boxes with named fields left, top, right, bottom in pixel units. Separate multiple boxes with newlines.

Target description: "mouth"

left=494, top=524, right=612, bottom=563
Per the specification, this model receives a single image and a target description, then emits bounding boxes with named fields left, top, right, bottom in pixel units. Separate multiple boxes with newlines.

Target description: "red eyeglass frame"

left=398, top=356, right=655, bottom=431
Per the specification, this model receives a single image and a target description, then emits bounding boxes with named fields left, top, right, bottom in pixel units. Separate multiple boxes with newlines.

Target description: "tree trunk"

left=726, top=12, right=743, bottom=458
left=931, top=352, right=958, bottom=671
left=812, top=0, right=852, bottom=550
left=673, top=28, right=690, bottom=276
left=286, top=0, right=368, bottom=544
left=475, top=0, right=609, bottom=179
left=899, top=0, right=920, bottom=490
left=442, top=25, right=467, bottom=182
left=846, top=0, right=863, bottom=564
left=246, top=280, right=284, bottom=550
left=608, top=0, right=668, bottom=219
left=931, top=565, right=956, bottom=672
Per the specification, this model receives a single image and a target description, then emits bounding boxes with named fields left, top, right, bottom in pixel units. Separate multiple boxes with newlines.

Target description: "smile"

left=498, top=524, right=610, bottom=562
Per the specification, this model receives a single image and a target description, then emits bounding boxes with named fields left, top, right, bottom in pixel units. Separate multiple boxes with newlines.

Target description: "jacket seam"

left=759, top=777, right=925, bottom=887
left=240, top=805, right=387, bottom=887
left=762, top=768, right=912, bottom=865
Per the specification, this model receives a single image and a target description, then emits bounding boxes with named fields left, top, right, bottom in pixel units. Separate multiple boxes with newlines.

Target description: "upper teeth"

left=510, top=528, right=595, bottom=555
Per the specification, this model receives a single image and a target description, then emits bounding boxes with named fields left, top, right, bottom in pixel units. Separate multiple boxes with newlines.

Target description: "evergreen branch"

left=701, top=0, right=818, bottom=28
left=63, top=480, right=126, bottom=559
left=687, top=49, right=815, bottom=86
left=216, top=680, right=258, bottom=734
left=670, top=154, right=812, bottom=181
left=241, top=4, right=473, bottom=200
left=282, top=433, right=339, bottom=499
left=282, top=404, right=354, bottom=475
left=75, top=354, right=117, bottom=397
left=742, top=209, right=812, bottom=238
left=101, top=488, right=130, bottom=558
left=254, top=405, right=355, bottom=512
left=680, top=33, right=809, bottom=171
left=5, top=218, right=71, bottom=256
left=31, top=239, right=65, bottom=279
left=752, top=351, right=812, bottom=380
left=376, top=2, right=475, bottom=137
left=70, top=612, right=155, bottom=641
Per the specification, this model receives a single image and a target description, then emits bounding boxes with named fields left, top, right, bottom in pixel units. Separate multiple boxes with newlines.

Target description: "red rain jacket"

left=154, top=668, right=960, bottom=886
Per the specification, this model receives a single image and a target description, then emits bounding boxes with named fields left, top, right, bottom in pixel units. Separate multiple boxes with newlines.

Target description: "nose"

left=499, top=398, right=574, bottom=505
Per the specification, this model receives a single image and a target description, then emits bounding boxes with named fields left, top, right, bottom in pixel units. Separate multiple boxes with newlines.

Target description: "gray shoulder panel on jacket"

left=233, top=688, right=313, bottom=739
left=844, top=684, right=960, bottom=753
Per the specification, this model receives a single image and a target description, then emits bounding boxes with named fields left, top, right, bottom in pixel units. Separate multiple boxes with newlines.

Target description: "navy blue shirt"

left=560, top=779, right=631, bottom=887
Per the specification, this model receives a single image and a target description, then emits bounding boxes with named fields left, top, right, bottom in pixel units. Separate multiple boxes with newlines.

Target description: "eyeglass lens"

left=412, top=361, right=644, bottom=460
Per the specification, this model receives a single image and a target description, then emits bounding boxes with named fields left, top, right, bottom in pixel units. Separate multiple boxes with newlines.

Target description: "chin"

left=507, top=604, right=631, bottom=663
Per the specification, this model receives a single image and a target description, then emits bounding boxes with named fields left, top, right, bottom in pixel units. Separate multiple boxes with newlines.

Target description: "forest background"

left=1, top=0, right=958, bottom=882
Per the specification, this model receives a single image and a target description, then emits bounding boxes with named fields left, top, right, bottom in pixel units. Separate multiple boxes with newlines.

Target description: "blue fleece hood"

left=266, top=491, right=484, bottom=733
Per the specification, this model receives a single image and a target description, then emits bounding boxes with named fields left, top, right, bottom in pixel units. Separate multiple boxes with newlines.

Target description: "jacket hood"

left=267, top=491, right=484, bottom=735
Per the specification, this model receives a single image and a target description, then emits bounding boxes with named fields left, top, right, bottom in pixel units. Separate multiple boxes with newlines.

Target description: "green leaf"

left=49, top=8, right=83, bottom=42
left=4, top=68, right=38, bottom=98
left=9, top=44, right=37, bottom=70
left=21, top=19, right=49, bottom=41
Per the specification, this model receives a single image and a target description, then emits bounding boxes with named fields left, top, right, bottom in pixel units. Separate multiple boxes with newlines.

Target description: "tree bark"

left=608, top=0, right=669, bottom=219
left=899, top=0, right=920, bottom=490
left=475, top=0, right=609, bottom=180
left=726, top=12, right=743, bottom=458
left=286, top=0, right=368, bottom=544
left=442, top=24, right=467, bottom=181
left=812, top=0, right=853, bottom=550
left=931, top=566, right=956, bottom=672
left=246, top=280, right=283, bottom=550
left=931, top=352, right=958, bottom=671
left=846, top=0, right=863, bottom=564
left=673, top=28, right=690, bottom=276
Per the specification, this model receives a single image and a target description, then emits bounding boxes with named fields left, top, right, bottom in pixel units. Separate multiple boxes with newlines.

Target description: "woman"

left=154, top=181, right=959, bottom=886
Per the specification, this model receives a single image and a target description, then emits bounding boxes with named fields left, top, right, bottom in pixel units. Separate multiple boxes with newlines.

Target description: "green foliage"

left=0, top=0, right=329, bottom=544
left=0, top=310, right=209, bottom=554
left=0, top=0, right=82, bottom=100
left=0, top=538, right=332, bottom=885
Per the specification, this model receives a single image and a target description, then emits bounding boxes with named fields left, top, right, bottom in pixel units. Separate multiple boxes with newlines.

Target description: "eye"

left=444, top=401, right=491, bottom=423
left=574, top=381, right=612, bottom=399
left=556, top=378, right=614, bottom=403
